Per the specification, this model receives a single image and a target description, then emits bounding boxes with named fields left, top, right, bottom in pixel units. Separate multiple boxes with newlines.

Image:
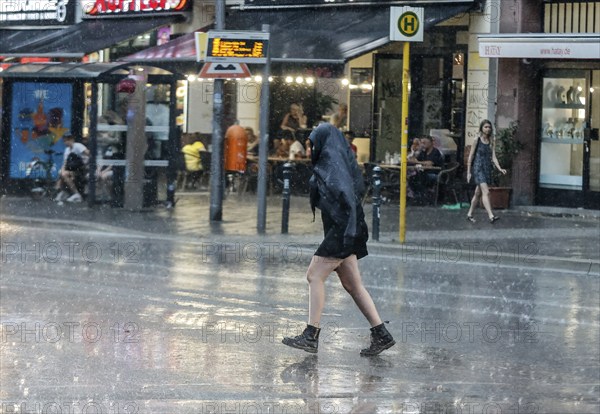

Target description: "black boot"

left=360, top=323, right=396, bottom=356
left=282, top=325, right=321, bottom=353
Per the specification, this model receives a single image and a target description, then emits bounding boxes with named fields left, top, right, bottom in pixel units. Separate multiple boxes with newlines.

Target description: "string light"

left=184, top=74, right=336, bottom=84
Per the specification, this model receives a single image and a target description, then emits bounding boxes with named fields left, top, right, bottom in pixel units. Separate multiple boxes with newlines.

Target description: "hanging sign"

left=0, top=0, right=75, bottom=26
left=390, top=6, right=424, bottom=42
left=82, top=0, right=190, bottom=17
left=196, top=31, right=269, bottom=64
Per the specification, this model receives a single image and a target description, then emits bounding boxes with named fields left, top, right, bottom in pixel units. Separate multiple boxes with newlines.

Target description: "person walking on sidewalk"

left=466, top=119, right=506, bottom=223
left=282, top=123, right=395, bottom=356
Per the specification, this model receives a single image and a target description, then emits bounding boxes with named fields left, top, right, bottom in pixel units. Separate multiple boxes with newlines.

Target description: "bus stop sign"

left=390, top=6, right=424, bottom=42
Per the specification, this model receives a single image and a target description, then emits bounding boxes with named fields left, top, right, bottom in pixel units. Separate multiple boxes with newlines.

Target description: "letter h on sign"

left=390, top=6, right=424, bottom=42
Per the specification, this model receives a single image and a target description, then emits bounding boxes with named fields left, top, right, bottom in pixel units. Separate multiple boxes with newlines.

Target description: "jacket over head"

left=308, top=123, right=366, bottom=246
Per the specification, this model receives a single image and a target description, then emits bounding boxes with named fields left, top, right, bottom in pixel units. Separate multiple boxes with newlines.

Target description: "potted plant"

left=489, top=121, right=524, bottom=209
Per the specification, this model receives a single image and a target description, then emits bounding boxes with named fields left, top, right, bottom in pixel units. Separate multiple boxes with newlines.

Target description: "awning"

left=123, top=3, right=476, bottom=64
left=478, top=34, right=600, bottom=60
left=0, top=62, right=182, bottom=81
left=0, top=16, right=179, bottom=58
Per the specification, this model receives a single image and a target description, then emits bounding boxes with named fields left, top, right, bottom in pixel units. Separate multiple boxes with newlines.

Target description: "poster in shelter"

left=10, top=82, right=72, bottom=179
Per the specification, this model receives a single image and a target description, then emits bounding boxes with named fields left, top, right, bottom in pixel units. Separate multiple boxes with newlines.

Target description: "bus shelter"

left=0, top=62, right=184, bottom=209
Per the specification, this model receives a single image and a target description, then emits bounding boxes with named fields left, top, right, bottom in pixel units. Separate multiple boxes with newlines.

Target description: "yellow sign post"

left=400, top=41, right=410, bottom=243
left=390, top=6, right=423, bottom=243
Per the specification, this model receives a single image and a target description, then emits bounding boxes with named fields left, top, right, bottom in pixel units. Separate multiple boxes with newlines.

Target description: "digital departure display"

left=197, top=31, right=270, bottom=63
left=207, top=37, right=267, bottom=60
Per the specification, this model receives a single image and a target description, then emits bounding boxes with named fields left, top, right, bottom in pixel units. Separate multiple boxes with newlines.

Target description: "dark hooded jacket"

left=308, top=123, right=366, bottom=246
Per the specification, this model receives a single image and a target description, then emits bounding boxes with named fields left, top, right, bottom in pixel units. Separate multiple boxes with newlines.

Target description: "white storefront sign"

left=478, top=34, right=600, bottom=59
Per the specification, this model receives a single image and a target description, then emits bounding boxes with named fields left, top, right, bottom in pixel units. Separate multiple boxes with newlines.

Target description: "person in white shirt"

left=289, top=138, right=306, bottom=160
left=55, top=133, right=89, bottom=203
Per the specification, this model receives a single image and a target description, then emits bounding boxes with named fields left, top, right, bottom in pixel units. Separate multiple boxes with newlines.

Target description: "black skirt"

left=314, top=206, right=369, bottom=260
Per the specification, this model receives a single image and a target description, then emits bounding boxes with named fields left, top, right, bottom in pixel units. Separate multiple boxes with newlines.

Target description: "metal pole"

left=165, top=80, right=178, bottom=208
left=400, top=42, right=410, bottom=243
left=257, top=23, right=271, bottom=234
left=209, top=0, right=225, bottom=221
left=281, top=162, right=293, bottom=234
left=371, top=166, right=382, bottom=241
left=87, top=82, right=98, bottom=208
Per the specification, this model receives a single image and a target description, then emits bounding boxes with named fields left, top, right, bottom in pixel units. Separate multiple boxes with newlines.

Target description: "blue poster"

left=10, top=82, right=73, bottom=179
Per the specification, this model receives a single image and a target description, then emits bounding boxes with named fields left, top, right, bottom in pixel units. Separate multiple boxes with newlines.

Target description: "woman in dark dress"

left=282, top=123, right=395, bottom=356
left=466, top=119, right=507, bottom=223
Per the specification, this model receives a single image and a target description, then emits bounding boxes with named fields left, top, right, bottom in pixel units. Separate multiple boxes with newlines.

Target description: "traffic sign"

left=198, top=62, right=252, bottom=79
left=195, top=30, right=269, bottom=63
left=390, top=6, right=424, bottom=42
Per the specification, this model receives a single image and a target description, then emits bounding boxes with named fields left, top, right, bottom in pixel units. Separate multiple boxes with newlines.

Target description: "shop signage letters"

left=83, top=0, right=189, bottom=17
left=478, top=38, right=600, bottom=60
left=0, top=0, right=74, bottom=26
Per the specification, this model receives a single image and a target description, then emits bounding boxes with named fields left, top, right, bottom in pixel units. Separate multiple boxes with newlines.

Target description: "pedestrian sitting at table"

left=280, top=102, right=307, bottom=140
left=289, top=136, right=306, bottom=160
left=181, top=136, right=206, bottom=189
left=407, top=137, right=422, bottom=163
left=409, top=135, right=444, bottom=202
left=245, top=127, right=259, bottom=156
left=344, top=130, right=357, bottom=159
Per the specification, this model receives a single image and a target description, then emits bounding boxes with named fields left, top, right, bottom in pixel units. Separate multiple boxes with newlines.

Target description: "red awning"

left=121, top=30, right=201, bottom=62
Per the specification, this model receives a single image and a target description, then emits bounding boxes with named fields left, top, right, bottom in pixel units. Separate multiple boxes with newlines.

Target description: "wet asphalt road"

left=1, top=221, right=599, bottom=414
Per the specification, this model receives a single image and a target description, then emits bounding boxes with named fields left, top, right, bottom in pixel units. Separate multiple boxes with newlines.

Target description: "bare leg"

left=61, top=170, right=77, bottom=193
left=467, top=185, right=481, bottom=217
left=479, top=182, right=495, bottom=219
left=335, top=255, right=383, bottom=327
left=306, top=255, right=342, bottom=327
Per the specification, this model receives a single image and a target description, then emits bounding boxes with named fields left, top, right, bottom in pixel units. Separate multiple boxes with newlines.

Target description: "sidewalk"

left=2, top=190, right=598, bottom=249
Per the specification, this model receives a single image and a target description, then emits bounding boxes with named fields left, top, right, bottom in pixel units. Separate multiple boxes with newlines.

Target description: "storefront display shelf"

left=541, top=137, right=584, bottom=144
left=543, top=103, right=585, bottom=109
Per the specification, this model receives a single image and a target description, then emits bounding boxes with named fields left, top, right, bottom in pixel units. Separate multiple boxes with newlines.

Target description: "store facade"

left=479, top=0, right=600, bottom=209
left=126, top=0, right=488, bottom=166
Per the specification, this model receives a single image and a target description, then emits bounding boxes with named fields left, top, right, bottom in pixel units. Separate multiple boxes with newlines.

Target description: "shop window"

left=539, top=72, right=587, bottom=190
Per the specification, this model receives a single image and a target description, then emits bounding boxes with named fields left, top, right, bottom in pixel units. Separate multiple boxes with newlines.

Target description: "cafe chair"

left=362, top=162, right=398, bottom=205
left=198, top=151, right=212, bottom=188
left=238, top=158, right=275, bottom=196
left=433, top=161, right=460, bottom=206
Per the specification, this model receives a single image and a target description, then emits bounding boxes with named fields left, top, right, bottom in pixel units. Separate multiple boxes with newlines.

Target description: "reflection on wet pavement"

left=1, top=224, right=598, bottom=413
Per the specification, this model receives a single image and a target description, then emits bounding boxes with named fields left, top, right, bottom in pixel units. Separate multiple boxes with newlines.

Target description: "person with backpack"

left=55, top=133, right=89, bottom=203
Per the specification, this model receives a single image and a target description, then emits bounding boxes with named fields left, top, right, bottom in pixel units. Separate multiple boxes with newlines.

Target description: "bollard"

left=281, top=162, right=293, bottom=234
left=166, top=181, right=176, bottom=209
left=371, top=166, right=382, bottom=241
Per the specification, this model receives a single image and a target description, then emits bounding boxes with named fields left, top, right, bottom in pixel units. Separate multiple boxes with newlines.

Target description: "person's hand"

left=467, top=171, right=472, bottom=183
left=499, top=168, right=507, bottom=175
